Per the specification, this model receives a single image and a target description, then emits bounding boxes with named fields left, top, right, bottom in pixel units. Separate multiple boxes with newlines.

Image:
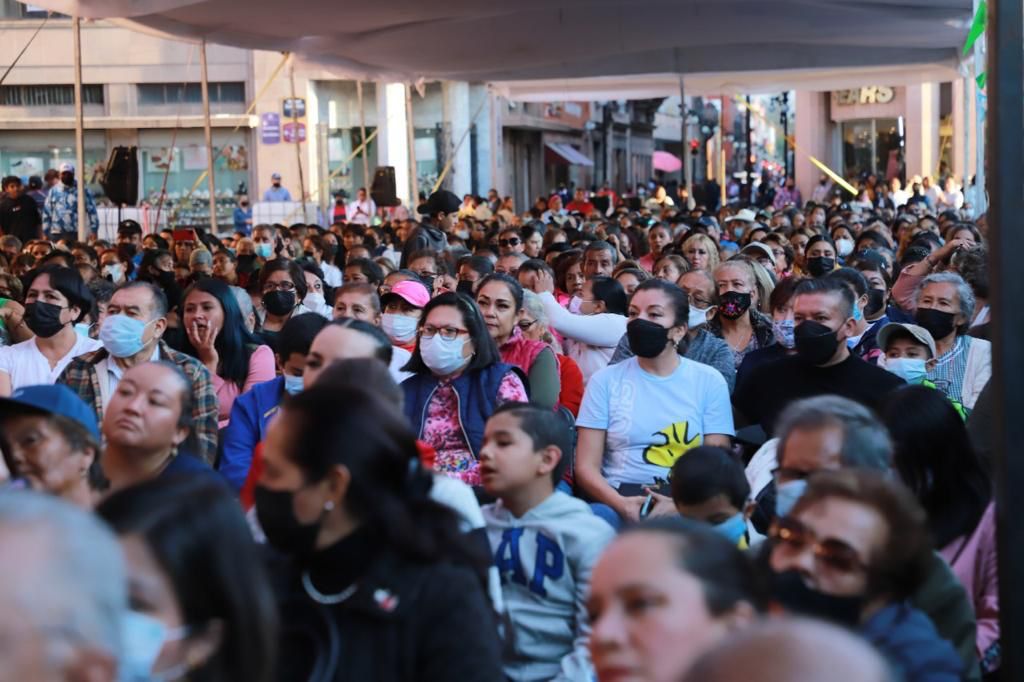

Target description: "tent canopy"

left=28, top=0, right=970, bottom=92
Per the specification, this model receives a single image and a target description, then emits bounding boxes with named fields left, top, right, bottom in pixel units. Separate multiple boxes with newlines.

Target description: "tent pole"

left=357, top=81, right=370, bottom=194
left=289, top=59, right=307, bottom=222
left=199, top=39, right=218, bottom=234
left=679, top=76, right=691, bottom=198
left=405, top=84, right=419, bottom=206
left=72, top=16, right=87, bottom=242
left=987, top=0, right=1024, bottom=675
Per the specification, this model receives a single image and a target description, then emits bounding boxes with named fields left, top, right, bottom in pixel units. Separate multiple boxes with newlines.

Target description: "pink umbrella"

left=653, top=150, right=683, bottom=173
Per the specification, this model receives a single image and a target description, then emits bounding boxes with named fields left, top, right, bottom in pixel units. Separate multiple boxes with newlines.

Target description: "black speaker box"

left=371, top=166, right=400, bottom=207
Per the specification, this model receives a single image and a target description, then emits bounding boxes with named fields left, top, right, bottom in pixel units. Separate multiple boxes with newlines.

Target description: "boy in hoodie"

left=480, top=403, right=614, bottom=682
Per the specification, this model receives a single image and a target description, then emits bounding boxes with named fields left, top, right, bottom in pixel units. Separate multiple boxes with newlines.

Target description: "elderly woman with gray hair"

left=521, top=289, right=584, bottom=415
left=912, top=272, right=991, bottom=410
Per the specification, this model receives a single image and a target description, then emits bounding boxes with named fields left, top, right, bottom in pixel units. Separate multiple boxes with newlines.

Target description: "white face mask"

left=103, top=263, right=124, bottom=282
left=687, top=305, right=711, bottom=329
left=381, top=312, right=418, bottom=343
left=420, top=334, right=469, bottom=376
left=304, top=292, right=326, bottom=310
left=568, top=296, right=584, bottom=315
left=836, top=238, right=855, bottom=257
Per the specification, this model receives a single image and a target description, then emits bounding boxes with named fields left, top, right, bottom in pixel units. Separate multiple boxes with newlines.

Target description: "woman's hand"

left=643, top=488, right=679, bottom=518
left=617, top=495, right=648, bottom=523
left=188, top=320, right=220, bottom=371
left=532, top=268, right=556, bottom=295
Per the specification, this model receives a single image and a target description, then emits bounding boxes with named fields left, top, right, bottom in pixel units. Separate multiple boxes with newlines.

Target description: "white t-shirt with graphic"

left=577, top=356, right=734, bottom=487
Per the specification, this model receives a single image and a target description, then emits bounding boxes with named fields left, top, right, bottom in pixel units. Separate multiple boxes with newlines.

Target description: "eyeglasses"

left=517, top=319, right=537, bottom=331
left=263, top=281, right=296, bottom=293
left=769, top=516, right=867, bottom=574
left=499, top=238, right=521, bottom=247
left=419, top=324, right=469, bottom=340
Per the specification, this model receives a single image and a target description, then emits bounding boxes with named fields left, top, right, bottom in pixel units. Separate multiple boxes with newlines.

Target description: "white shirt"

left=104, top=345, right=161, bottom=403
left=321, top=262, right=343, bottom=288
left=346, top=199, right=376, bottom=225
left=390, top=345, right=413, bottom=384
left=577, top=356, right=734, bottom=487
left=0, top=334, right=102, bottom=392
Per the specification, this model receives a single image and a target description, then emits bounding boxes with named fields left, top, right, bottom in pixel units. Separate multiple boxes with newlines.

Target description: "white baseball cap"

left=271, top=172, right=282, bottom=180
left=59, top=162, right=75, bottom=173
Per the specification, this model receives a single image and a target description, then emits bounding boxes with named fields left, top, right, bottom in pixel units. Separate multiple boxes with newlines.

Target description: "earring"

left=324, top=501, right=335, bottom=511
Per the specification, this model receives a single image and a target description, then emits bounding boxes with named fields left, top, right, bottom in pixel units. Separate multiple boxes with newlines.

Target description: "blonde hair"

left=682, top=233, right=721, bottom=271
left=715, top=258, right=774, bottom=313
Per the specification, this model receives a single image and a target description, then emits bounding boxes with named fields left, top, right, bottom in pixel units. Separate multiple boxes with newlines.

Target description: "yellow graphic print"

left=642, top=421, right=701, bottom=468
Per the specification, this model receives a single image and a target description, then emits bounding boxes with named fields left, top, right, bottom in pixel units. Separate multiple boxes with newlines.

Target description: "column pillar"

left=441, top=81, right=472, bottom=195
left=376, top=82, right=411, bottom=207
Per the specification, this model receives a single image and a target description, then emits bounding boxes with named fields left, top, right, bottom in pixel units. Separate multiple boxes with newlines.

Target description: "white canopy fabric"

left=27, top=0, right=970, bottom=89
left=546, top=142, right=594, bottom=167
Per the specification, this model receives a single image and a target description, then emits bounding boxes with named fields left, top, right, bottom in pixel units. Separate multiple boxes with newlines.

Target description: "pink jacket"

left=213, top=344, right=276, bottom=426
left=939, top=503, right=998, bottom=663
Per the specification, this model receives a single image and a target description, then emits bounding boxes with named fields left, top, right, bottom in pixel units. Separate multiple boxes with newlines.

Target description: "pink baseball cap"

left=381, top=280, right=430, bottom=308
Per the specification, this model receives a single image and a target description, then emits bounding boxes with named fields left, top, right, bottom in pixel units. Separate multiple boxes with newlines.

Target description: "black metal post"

left=781, top=92, right=790, bottom=178
left=743, top=95, right=753, bottom=204
left=987, top=0, right=1024, bottom=678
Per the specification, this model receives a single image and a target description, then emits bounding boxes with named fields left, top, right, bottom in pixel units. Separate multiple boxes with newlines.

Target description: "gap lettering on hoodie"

left=495, top=528, right=566, bottom=597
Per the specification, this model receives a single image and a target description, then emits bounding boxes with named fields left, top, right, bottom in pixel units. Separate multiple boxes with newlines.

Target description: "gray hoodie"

left=483, top=491, right=615, bottom=681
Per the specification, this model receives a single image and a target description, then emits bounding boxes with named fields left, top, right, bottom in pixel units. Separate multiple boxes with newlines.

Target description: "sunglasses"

left=517, top=319, right=537, bottom=331
left=499, top=238, right=521, bottom=247
left=769, top=516, right=867, bottom=574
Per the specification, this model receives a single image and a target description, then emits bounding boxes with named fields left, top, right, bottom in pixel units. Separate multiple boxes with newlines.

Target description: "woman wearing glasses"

left=182, top=277, right=274, bottom=424
left=254, top=258, right=317, bottom=351
left=474, top=273, right=559, bottom=410
left=768, top=469, right=963, bottom=682
left=401, top=292, right=527, bottom=485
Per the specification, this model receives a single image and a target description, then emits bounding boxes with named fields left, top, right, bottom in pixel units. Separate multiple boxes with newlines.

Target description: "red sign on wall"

left=283, top=122, right=307, bottom=143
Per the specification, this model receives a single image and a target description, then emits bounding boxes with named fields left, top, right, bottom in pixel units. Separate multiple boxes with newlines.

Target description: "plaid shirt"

left=58, top=341, right=219, bottom=465
left=42, top=183, right=99, bottom=236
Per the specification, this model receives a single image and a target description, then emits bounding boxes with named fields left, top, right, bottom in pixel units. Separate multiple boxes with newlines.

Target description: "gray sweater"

left=609, top=326, right=737, bottom=392
left=483, top=492, right=615, bottom=681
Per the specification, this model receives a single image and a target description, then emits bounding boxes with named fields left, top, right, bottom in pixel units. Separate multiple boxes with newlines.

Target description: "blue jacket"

left=218, top=376, right=285, bottom=492
left=402, top=364, right=517, bottom=458
left=860, top=602, right=964, bottom=682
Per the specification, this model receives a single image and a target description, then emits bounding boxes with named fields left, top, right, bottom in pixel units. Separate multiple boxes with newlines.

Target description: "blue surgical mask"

left=283, top=374, right=304, bottom=396
left=419, top=334, right=469, bottom=376
left=99, top=314, right=152, bottom=358
left=568, top=296, right=584, bottom=315
left=884, top=357, right=928, bottom=384
left=852, top=300, right=863, bottom=322
left=255, top=242, right=273, bottom=259
left=714, top=513, right=748, bottom=547
left=772, top=319, right=795, bottom=349
left=381, top=313, right=418, bottom=344
left=74, top=322, right=92, bottom=339
left=120, top=610, right=188, bottom=682
left=774, top=478, right=808, bottom=519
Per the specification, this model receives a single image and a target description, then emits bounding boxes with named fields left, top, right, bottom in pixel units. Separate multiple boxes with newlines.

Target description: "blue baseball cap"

left=0, top=384, right=100, bottom=441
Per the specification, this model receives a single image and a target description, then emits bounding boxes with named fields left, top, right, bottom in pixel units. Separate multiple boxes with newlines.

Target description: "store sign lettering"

left=835, top=87, right=895, bottom=105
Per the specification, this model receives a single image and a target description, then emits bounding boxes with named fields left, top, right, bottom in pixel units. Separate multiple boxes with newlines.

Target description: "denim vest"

left=402, top=363, right=522, bottom=458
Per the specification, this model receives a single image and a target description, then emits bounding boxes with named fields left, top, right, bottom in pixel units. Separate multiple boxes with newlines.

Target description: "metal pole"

left=289, top=60, right=307, bottom=222
left=973, top=0, right=988, bottom=215
left=744, top=95, right=753, bottom=205
left=679, top=76, right=690, bottom=198
left=72, top=16, right=87, bottom=242
left=199, top=40, right=218, bottom=234
left=987, top=0, right=1024, bottom=676
left=781, top=92, right=790, bottom=178
left=405, top=84, right=419, bottom=206
left=718, top=97, right=726, bottom=208
left=356, top=81, right=370, bottom=195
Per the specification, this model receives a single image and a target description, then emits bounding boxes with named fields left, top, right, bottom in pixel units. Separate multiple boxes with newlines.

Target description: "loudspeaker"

left=370, top=166, right=399, bottom=207
left=100, top=146, right=139, bottom=206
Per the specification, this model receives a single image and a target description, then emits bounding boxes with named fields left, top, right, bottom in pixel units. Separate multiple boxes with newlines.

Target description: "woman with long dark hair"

left=181, top=277, right=274, bottom=424
left=97, top=476, right=278, bottom=682
left=881, top=385, right=998, bottom=675
left=401, top=292, right=527, bottom=485
left=255, top=386, right=502, bottom=681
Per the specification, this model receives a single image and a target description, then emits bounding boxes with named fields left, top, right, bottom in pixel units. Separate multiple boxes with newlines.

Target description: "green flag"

left=963, top=1, right=987, bottom=56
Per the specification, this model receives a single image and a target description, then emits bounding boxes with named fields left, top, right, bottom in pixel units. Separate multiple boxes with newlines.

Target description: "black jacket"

left=0, top=194, right=41, bottom=243
left=269, top=537, right=503, bottom=682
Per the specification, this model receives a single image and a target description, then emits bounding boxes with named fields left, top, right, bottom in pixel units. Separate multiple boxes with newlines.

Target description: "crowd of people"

left=0, top=174, right=1001, bottom=681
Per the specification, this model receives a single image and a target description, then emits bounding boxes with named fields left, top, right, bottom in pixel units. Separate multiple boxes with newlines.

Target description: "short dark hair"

left=793, top=276, right=854, bottom=319
left=518, top=258, right=554, bottom=279
left=584, top=239, right=619, bottom=264
left=258, top=258, right=308, bottom=300
left=403, top=293, right=501, bottom=375
left=114, top=281, right=169, bottom=319
left=277, top=312, right=328, bottom=362
left=345, top=258, right=385, bottom=286
left=2, top=175, right=21, bottom=188
left=632, top=278, right=689, bottom=335
left=767, top=275, right=805, bottom=313
left=671, top=446, right=750, bottom=510
left=458, top=255, right=495, bottom=280
left=491, top=402, right=572, bottom=484
left=589, top=275, right=627, bottom=315
left=26, top=265, right=94, bottom=324
left=826, top=267, right=869, bottom=299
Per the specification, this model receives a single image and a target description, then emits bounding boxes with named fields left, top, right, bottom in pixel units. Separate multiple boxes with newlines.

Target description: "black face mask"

left=120, top=243, right=138, bottom=258
left=254, top=485, right=323, bottom=558
left=865, top=288, right=886, bottom=316
left=153, top=269, right=176, bottom=288
left=263, top=290, right=296, bottom=316
left=627, top=318, right=672, bottom=358
left=419, top=275, right=435, bottom=293
left=23, top=301, right=68, bottom=338
left=794, top=320, right=840, bottom=366
left=806, top=256, right=836, bottom=278
left=771, top=570, right=865, bottom=627
left=915, top=307, right=957, bottom=340
left=718, top=291, right=752, bottom=320
left=456, top=280, right=475, bottom=296
left=303, top=251, right=316, bottom=261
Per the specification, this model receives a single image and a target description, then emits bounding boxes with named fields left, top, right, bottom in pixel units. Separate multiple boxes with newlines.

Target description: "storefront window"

left=0, top=131, right=106, bottom=198
left=841, top=118, right=904, bottom=181
left=325, top=128, right=377, bottom=201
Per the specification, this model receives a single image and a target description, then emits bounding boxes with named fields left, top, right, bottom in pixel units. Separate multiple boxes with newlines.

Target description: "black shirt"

left=0, top=194, right=41, bottom=243
left=733, top=352, right=905, bottom=434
